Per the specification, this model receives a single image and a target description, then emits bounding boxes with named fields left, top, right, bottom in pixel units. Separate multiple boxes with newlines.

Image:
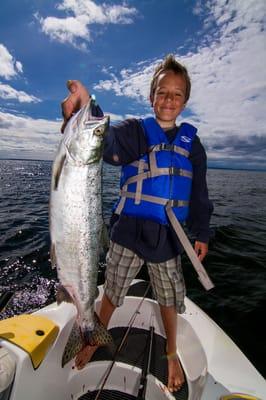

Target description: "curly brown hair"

left=150, top=54, right=191, bottom=103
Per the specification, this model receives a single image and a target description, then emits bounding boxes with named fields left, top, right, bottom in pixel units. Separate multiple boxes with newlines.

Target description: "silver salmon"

left=49, top=100, right=111, bottom=365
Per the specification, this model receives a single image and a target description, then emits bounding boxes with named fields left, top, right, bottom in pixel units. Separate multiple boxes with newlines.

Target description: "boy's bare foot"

left=167, top=355, right=184, bottom=392
left=75, top=345, right=98, bottom=370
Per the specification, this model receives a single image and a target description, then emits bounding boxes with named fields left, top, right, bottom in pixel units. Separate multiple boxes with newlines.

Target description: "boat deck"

left=78, top=281, right=188, bottom=400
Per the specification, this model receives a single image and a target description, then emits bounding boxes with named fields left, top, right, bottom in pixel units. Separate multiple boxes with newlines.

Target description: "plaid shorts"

left=104, top=241, right=186, bottom=313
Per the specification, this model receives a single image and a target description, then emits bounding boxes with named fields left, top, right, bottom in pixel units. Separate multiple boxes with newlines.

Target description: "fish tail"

left=61, top=313, right=113, bottom=367
left=61, top=322, right=83, bottom=367
left=83, top=312, right=113, bottom=347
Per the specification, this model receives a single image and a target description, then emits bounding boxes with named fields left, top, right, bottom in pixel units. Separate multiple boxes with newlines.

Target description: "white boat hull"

left=0, top=280, right=265, bottom=400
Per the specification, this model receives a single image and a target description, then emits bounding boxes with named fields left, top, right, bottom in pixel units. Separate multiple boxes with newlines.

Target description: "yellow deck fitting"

left=220, top=394, right=262, bottom=400
left=0, top=314, right=59, bottom=369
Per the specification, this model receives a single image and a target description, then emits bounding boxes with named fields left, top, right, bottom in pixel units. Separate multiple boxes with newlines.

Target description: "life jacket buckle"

left=169, top=166, right=180, bottom=176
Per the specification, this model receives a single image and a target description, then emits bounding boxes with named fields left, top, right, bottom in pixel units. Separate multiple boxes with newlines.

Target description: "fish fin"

left=56, top=285, right=74, bottom=305
left=83, top=312, right=113, bottom=347
left=94, top=286, right=99, bottom=300
left=52, top=153, right=66, bottom=190
left=61, top=321, right=83, bottom=367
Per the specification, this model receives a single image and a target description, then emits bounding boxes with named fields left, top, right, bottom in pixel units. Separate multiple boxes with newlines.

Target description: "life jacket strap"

left=118, top=148, right=192, bottom=210
left=168, top=199, right=189, bottom=207
left=115, top=194, right=126, bottom=215
left=130, top=160, right=149, bottom=169
left=114, top=191, right=189, bottom=214
left=149, top=151, right=157, bottom=177
left=165, top=202, right=214, bottom=291
left=135, top=159, right=146, bottom=205
left=114, top=193, right=214, bottom=291
left=149, top=143, right=190, bottom=158
left=123, top=167, right=192, bottom=188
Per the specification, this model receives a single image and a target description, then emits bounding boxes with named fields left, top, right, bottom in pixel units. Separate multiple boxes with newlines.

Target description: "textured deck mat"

left=78, top=389, right=138, bottom=400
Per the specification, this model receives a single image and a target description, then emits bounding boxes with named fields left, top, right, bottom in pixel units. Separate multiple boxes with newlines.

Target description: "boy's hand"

left=61, top=80, right=90, bottom=133
left=194, top=241, right=208, bottom=262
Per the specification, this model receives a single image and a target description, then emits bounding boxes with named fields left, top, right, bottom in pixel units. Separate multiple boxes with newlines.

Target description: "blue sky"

left=0, top=0, right=265, bottom=170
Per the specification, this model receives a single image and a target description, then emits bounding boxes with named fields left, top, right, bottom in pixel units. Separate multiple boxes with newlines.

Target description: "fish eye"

left=94, top=127, right=103, bottom=136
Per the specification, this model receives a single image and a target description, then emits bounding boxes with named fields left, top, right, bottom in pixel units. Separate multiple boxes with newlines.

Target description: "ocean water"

left=0, top=159, right=265, bottom=377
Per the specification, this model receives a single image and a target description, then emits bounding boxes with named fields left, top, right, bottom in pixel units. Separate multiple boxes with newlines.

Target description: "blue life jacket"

left=114, top=117, right=197, bottom=225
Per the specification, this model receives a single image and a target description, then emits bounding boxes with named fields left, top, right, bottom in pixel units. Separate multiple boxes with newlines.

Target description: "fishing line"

left=95, top=282, right=151, bottom=400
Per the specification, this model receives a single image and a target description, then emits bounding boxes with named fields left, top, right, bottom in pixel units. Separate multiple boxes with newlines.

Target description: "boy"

left=61, top=55, right=213, bottom=393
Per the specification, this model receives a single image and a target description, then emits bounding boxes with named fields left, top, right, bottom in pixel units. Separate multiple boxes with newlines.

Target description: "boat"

left=0, top=279, right=265, bottom=400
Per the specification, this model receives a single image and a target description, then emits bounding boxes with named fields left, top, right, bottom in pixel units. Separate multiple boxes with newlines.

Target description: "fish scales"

left=52, top=162, right=102, bottom=324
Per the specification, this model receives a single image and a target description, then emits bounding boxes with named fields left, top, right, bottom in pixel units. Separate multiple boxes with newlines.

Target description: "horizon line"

left=0, top=157, right=265, bottom=172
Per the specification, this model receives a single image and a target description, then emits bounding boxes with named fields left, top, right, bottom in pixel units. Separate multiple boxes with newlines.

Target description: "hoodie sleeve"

left=103, top=118, right=148, bottom=165
left=186, top=135, right=213, bottom=243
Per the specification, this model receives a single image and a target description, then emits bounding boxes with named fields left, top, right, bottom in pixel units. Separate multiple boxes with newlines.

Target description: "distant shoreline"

left=0, top=158, right=265, bottom=172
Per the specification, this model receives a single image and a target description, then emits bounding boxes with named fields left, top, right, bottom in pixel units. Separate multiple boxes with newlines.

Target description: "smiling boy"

left=61, top=54, right=213, bottom=393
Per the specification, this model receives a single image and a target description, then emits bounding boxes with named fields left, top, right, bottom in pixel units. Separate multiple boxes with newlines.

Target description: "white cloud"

left=40, top=16, right=90, bottom=49
left=182, top=0, right=266, bottom=135
left=57, top=0, right=136, bottom=24
left=38, top=0, right=137, bottom=49
left=0, top=108, right=142, bottom=160
left=0, top=44, right=23, bottom=79
left=0, top=82, right=41, bottom=103
left=0, top=111, right=61, bottom=160
left=93, top=0, right=266, bottom=168
left=0, top=44, right=41, bottom=103
left=95, top=61, right=155, bottom=102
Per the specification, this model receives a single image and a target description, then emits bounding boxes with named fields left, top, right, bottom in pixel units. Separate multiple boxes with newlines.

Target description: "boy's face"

left=151, top=70, right=186, bottom=129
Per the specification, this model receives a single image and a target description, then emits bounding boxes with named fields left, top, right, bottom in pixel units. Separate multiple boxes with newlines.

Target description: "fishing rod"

left=95, top=282, right=151, bottom=400
left=136, top=315, right=155, bottom=400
